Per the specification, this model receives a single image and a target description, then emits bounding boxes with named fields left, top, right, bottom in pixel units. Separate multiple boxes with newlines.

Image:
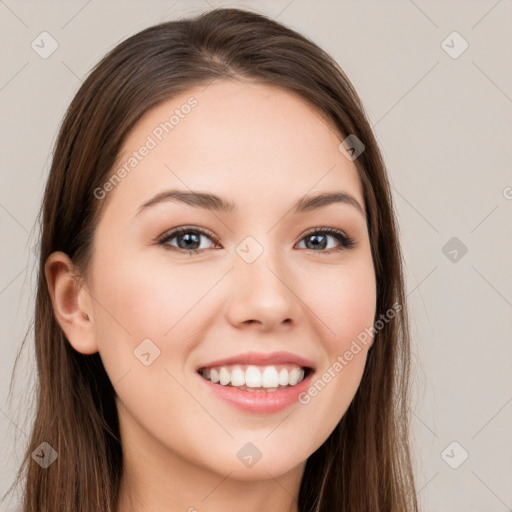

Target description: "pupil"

left=178, top=232, right=200, bottom=250
left=307, top=234, right=326, bottom=250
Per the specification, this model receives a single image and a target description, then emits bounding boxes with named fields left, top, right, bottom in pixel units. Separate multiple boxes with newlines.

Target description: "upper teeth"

left=199, top=364, right=306, bottom=388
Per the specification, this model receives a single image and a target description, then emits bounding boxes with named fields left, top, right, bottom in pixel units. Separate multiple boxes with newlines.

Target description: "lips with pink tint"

left=197, top=351, right=315, bottom=414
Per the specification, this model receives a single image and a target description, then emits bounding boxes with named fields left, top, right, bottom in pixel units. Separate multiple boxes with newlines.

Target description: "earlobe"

left=45, top=251, right=99, bottom=355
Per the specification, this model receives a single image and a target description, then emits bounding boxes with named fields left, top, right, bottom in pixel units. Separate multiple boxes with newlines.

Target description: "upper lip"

left=198, top=351, right=315, bottom=370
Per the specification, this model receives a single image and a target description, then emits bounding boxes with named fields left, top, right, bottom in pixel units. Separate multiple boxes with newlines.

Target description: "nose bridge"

left=226, top=233, right=299, bottom=328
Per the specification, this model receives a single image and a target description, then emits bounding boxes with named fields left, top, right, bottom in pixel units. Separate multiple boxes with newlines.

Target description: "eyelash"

left=157, top=226, right=356, bottom=256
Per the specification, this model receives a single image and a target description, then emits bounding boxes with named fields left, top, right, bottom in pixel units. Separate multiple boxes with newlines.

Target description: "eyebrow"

left=136, top=189, right=365, bottom=217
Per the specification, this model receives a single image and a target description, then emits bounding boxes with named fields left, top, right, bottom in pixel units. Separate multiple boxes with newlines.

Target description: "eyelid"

left=158, top=225, right=218, bottom=243
left=301, top=226, right=350, bottom=239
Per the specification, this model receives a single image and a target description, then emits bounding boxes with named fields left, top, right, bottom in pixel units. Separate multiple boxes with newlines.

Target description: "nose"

left=225, top=245, right=301, bottom=331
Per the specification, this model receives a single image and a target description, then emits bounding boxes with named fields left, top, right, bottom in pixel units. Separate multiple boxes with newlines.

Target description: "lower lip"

left=198, top=370, right=314, bottom=414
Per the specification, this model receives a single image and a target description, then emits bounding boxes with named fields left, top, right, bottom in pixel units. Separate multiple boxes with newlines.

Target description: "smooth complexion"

left=45, top=79, right=377, bottom=512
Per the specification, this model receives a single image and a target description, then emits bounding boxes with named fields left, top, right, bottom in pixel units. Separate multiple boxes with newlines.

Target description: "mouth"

left=197, top=364, right=314, bottom=392
left=196, top=351, right=316, bottom=413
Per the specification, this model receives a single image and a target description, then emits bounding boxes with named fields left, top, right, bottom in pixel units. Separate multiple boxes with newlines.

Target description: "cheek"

left=296, top=256, right=376, bottom=423
left=303, top=256, right=377, bottom=348
left=94, top=255, right=217, bottom=341
left=90, top=254, right=225, bottom=394
left=89, top=258, right=213, bottom=449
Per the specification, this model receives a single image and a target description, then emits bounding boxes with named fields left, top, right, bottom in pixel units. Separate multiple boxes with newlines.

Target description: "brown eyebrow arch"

left=137, top=189, right=365, bottom=217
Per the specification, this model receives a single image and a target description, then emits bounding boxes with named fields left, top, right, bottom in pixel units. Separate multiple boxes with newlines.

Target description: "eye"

left=157, top=226, right=219, bottom=255
left=296, top=227, right=356, bottom=253
left=157, top=226, right=356, bottom=256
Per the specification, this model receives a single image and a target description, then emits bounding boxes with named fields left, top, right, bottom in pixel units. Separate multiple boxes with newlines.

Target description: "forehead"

left=105, top=79, right=364, bottom=216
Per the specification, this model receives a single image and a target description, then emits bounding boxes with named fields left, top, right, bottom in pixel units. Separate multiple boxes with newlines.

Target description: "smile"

left=198, top=364, right=310, bottom=391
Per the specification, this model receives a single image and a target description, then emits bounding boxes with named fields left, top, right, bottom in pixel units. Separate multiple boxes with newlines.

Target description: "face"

left=67, top=80, right=376, bottom=483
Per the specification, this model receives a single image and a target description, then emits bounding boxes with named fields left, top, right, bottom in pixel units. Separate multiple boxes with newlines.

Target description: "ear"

left=45, top=251, right=98, bottom=355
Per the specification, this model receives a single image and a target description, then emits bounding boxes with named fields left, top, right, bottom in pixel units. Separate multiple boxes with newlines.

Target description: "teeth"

left=231, top=367, right=245, bottom=387
left=246, top=366, right=262, bottom=387
left=278, top=368, right=289, bottom=386
left=219, top=367, right=231, bottom=386
left=261, top=367, right=279, bottom=388
left=289, top=367, right=301, bottom=386
left=199, top=364, right=307, bottom=389
left=210, top=368, right=219, bottom=384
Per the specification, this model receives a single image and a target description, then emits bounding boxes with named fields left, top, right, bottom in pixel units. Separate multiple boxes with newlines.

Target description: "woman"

left=10, top=7, right=418, bottom=512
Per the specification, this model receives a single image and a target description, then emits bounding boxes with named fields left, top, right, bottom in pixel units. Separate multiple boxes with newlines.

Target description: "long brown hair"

left=7, top=7, right=418, bottom=511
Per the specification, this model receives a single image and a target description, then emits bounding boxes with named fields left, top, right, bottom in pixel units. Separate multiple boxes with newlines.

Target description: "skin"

left=45, top=79, right=377, bottom=512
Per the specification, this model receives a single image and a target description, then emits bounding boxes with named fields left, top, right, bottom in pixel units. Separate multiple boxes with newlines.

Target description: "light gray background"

left=1, top=1, right=511, bottom=511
